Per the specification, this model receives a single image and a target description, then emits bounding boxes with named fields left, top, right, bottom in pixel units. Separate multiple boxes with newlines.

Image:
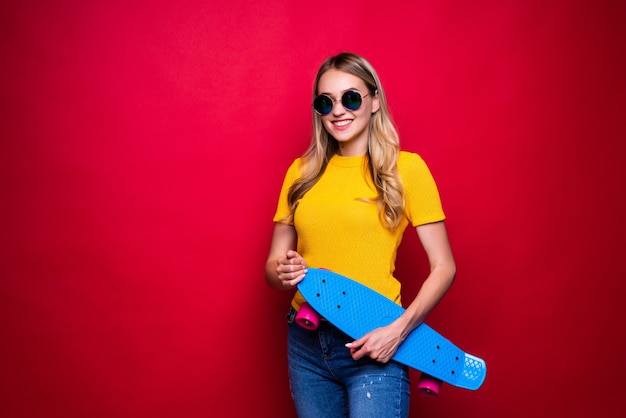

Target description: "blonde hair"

left=285, top=52, right=405, bottom=229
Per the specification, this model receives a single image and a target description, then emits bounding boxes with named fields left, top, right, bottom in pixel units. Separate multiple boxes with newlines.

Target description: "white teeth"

left=334, top=120, right=352, bottom=127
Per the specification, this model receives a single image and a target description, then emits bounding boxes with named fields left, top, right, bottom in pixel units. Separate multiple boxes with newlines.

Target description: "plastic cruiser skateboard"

left=296, top=268, right=486, bottom=396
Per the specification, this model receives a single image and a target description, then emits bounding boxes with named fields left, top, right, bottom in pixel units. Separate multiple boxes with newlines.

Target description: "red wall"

left=2, top=1, right=625, bottom=417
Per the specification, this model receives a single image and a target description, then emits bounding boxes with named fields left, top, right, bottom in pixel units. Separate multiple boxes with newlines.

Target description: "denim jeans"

left=287, top=309, right=410, bottom=418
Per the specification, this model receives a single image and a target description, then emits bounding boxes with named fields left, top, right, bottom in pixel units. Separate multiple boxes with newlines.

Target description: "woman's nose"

left=331, top=100, right=346, bottom=116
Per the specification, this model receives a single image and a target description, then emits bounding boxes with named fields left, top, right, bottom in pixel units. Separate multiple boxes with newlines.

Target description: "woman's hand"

left=265, top=223, right=307, bottom=290
left=275, top=250, right=307, bottom=290
left=345, top=322, right=405, bottom=363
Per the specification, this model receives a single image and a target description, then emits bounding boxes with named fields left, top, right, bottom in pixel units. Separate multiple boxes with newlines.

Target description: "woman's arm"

left=395, top=221, right=456, bottom=335
left=347, top=221, right=456, bottom=362
left=265, top=223, right=307, bottom=290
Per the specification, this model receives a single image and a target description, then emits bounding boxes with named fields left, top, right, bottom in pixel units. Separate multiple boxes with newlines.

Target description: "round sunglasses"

left=312, top=90, right=370, bottom=115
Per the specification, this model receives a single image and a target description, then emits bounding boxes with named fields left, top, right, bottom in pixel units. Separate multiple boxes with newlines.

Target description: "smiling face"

left=316, top=69, right=380, bottom=156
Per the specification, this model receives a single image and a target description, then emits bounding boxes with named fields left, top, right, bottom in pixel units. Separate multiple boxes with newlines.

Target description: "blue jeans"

left=287, top=309, right=410, bottom=418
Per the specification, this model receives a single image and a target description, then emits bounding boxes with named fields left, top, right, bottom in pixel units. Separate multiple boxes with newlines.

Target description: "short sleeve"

left=400, top=152, right=446, bottom=227
left=272, top=158, right=302, bottom=224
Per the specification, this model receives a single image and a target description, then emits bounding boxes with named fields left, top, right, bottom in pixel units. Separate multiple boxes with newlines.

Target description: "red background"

left=2, top=1, right=625, bottom=417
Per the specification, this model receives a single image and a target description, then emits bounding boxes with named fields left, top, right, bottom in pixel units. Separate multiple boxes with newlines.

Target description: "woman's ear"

left=371, top=90, right=380, bottom=113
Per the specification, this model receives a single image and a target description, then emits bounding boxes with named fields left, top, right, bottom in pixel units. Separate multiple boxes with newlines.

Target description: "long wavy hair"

left=285, top=52, right=405, bottom=230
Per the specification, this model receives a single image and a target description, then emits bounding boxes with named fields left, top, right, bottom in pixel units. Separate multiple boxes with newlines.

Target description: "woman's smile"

left=332, top=119, right=353, bottom=129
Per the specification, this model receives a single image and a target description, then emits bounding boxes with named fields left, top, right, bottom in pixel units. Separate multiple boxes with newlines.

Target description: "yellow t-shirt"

left=273, top=152, right=445, bottom=310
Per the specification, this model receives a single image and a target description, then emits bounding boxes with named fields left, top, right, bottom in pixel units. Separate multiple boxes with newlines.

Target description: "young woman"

left=265, top=52, right=456, bottom=418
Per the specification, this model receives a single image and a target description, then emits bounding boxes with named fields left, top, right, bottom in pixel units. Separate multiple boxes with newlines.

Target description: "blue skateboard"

left=296, top=268, right=486, bottom=396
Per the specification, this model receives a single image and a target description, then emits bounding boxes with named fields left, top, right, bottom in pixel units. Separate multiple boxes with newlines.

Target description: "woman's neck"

left=337, top=141, right=367, bottom=157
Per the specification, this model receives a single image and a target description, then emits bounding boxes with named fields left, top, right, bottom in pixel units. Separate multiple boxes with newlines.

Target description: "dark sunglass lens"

left=342, top=91, right=362, bottom=110
left=313, top=95, right=333, bottom=115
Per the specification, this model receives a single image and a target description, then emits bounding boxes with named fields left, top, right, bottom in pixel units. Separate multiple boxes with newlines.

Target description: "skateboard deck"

left=297, top=268, right=486, bottom=392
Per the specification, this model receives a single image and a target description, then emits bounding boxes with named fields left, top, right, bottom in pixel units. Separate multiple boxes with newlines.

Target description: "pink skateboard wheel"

left=417, top=373, right=442, bottom=397
left=295, top=302, right=320, bottom=330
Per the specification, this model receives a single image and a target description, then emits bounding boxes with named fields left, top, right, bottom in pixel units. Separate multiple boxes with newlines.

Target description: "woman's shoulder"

left=397, top=151, right=428, bottom=171
left=398, top=150, right=423, bottom=161
left=281, top=157, right=304, bottom=182
left=284, top=157, right=303, bottom=171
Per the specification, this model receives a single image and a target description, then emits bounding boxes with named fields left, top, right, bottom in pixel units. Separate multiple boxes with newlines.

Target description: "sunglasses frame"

left=312, top=90, right=370, bottom=115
